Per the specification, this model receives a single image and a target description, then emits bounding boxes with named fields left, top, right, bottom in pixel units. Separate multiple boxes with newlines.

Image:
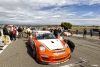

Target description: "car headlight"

left=65, top=43, right=69, bottom=48
left=39, top=45, right=45, bottom=52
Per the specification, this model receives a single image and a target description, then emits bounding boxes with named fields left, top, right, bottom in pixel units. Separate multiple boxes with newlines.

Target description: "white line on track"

left=61, top=57, right=88, bottom=67
left=0, top=45, right=8, bottom=54
left=61, top=64, right=74, bottom=67
left=0, top=41, right=12, bottom=54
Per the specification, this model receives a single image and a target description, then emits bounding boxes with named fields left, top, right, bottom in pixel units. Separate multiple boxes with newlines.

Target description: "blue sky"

left=0, top=0, right=100, bottom=26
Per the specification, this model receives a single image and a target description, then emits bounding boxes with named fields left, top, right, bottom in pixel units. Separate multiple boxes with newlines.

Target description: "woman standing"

left=11, top=25, right=16, bottom=41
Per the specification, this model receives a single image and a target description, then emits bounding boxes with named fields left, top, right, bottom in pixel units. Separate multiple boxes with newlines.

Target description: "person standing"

left=64, top=39, right=75, bottom=52
left=49, top=28, right=53, bottom=33
left=58, top=28, right=61, bottom=36
left=27, top=27, right=31, bottom=38
left=76, top=29, right=78, bottom=35
left=3, top=25, right=9, bottom=45
left=11, top=25, right=16, bottom=41
left=90, top=29, right=93, bottom=37
left=8, top=26, right=13, bottom=42
left=21, top=26, right=24, bottom=37
left=53, top=27, right=58, bottom=38
left=42, top=27, right=46, bottom=31
left=83, top=28, right=87, bottom=38
left=17, top=26, right=23, bottom=38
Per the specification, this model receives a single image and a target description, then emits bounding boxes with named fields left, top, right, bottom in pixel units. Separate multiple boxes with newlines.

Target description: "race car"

left=28, top=30, right=71, bottom=64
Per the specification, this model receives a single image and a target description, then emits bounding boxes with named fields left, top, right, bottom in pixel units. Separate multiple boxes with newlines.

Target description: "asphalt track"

left=0, top=34, right=100, bottom=67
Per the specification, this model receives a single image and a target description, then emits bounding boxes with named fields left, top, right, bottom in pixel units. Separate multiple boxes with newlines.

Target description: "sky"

left=0, top=0, right=100, bottom=26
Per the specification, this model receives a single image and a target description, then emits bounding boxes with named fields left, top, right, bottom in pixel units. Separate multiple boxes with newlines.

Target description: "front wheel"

left=33, top=45, right=36, bottom=58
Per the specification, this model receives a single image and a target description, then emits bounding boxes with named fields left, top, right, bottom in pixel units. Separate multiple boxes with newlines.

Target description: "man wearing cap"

left=3, top=25, right=9, bottom=45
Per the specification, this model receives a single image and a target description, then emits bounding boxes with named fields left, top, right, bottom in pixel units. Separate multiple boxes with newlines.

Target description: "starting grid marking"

left=61, top=64, right=74, bottom=67
left=0, top=41, right=12, bottom=54
left=0, top=38, right=18, bottom=54
left=0, top=45, right=8, bottom=54
left=61, top=64, right=99, bottom=67
left=61, top=57, right=99, bottom=67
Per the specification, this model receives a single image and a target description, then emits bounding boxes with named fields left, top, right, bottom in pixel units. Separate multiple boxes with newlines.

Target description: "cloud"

left=52, top=15, right=61, bottom=18
left=0, top=0, right=100, bottom=25
left=82, top=12, right=94, bottom=16
left=34, top=16, right=43, bottom=19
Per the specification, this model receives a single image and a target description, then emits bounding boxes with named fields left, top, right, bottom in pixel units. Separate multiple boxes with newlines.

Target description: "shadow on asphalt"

left=25, top=42, right=33, bottom=57
left=25, top=42, right=49, bottom=65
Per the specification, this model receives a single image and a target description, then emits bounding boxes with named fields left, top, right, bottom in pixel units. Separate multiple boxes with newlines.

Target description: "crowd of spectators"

left=0, top=25, right=100, bottom=48
left=0, top=25, right=24, bottom=47
left=75, top=28, right=100, bottom=39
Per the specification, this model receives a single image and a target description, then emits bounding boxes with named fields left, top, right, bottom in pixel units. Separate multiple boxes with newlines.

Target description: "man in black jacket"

left=83, top=28, right=87, bottom=38
left=64, top=39, right=75, bottom=52
left=3, top=25, right=9, bottom=45
left=53, top=28, right=58, bottom=38
left=17, top=26, right=23, bottom=38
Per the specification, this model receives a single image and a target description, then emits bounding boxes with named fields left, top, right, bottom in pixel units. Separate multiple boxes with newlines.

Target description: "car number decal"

left=54, top=52, right=65, bottom=55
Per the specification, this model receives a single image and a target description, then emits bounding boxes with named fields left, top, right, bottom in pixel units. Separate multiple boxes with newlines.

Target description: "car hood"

left=38, top=39, right=64, bottom=50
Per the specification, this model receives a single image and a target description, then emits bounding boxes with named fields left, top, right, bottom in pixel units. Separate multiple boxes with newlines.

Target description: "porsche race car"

left=28, top=30, right=71, bottom=64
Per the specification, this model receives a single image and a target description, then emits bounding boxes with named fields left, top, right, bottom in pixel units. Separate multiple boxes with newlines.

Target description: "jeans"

left=12, top=34, right=16, bottom=40
left=83, top=34, right=86, bottom=38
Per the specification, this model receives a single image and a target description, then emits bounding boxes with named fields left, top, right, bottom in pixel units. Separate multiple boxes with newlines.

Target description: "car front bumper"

left=37, top=52, right=71, bottom=64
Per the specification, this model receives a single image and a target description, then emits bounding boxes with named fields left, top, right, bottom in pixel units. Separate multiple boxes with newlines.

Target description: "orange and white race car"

left=28, top=30, right=71, bottom=64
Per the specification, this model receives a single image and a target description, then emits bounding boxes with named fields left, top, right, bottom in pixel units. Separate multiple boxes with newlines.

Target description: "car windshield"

left=36, top=33, right=56, bottom=39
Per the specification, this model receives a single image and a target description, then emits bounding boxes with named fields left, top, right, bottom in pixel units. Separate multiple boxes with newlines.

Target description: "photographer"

left=64, top=39, right=75, bottom=52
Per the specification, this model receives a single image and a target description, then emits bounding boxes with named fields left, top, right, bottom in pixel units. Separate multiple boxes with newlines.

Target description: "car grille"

left=42, top=57, right=49, bottom=61
left=54, top=56, right=68, bottom=61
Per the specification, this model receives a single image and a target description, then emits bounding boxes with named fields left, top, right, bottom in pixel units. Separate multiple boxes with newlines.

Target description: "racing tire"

left=28, top=42, right=30, bottom=46
left=33, top=45, right=36, bottom=59
left=64, top=39, right=75, bottom=52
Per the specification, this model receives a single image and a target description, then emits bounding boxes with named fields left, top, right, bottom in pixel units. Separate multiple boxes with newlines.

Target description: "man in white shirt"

left=27, top=27, right=31, bottom=38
